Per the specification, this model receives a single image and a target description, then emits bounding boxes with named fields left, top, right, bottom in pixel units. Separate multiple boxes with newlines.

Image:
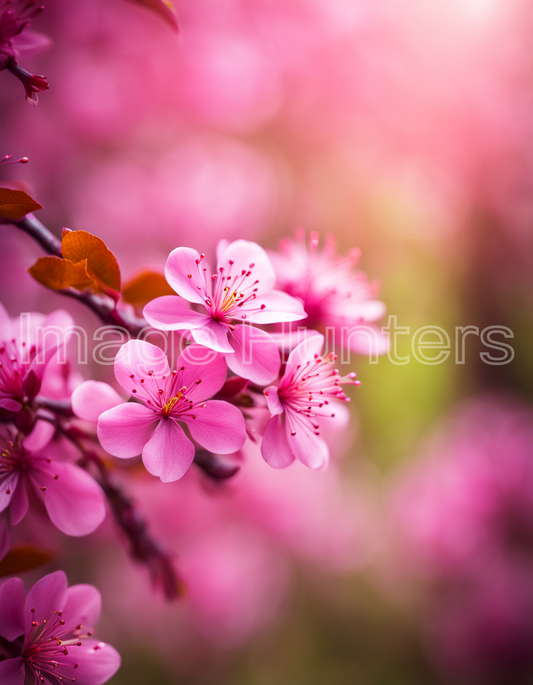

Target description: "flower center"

left=161, top=388, right=187, bottom=417
left=22, top=607, right=95, bottom=683
left=192, top=254, right=266, bottom=322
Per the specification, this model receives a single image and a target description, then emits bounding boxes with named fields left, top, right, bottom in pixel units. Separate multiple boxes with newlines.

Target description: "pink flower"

left=261, top=333, right=359, bottom=470
left=387, top=398, right=533, bottom=682
left=269, top=230, right=388, bottom=357
left=389, top=398, right=533, bottom=581
left=6, top=62, right=48, bottom=103
left=0, top=570, right=120, bottom=685
left=0, top=424, right=106, bottom=556
left=143, top=239, right=307, bottom=385
left=0, top=0, right=50, bottom=104
left=0, top=303, right=73, bottom=421
left=94, top=340, right=247, bottom=482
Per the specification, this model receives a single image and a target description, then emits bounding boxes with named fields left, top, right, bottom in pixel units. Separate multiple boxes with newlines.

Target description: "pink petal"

left=215, top=239, right=230, bottom=262
left=0, top=658, right=25, bottom=685
left=243, top=291, right=307, bottom=324
left=98, top=403, right=157, bottom=459
left=42, top=309, right=75, bottom=332
left=184, top=401, right=246, bottom=454
left=58, top=639, right=121, bottom=685
left=177, top=345, right=228, bottom=401
left=22, top=420, right=55, bottom=452
left=261, top=415, right=296, bottom=468
left=285, top=418, right=329, bottom=470
left=63, top=584, right=101, bottom=630
left=264, top=386, right=284, bottom=416
left=31, top=309, right=75, bottom=377
left=226, top=325, right=281, bottom=385
left=0, top=513, right=10, bottom=560
left=114, top=339, right=170, bottom=395
left=165, top=247, right=210, bottom=304
left=0, top=398, right=20, bottom=412
left=72, top=381, right=123, bottom=422
left=189, top=319, right=234, bottom=353
left=0, top=471, right=19, bottom=514
left=217, top=240, right=276, bottom=293
left=40, top=462, right=106, bottom=536
left=343, top=323, right=390, bottom=356
left=25, top=570, right=68, bottom=626
left=12, top=30, right=52, bottom=56
left=0, top=577, right=25, bottom=640
left=330, top=299, right=386, bottom=323
left=142, top=419, right=194, bottom=482
left=143, top=295, right=211, bottom=331
left=282, top=333, right=325, bottom=385
left=9, top=478, right=28, bottom=526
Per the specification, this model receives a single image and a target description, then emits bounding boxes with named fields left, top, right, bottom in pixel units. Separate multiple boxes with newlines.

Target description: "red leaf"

left=0, top=187, right=42, bottom=219
left=28, top=255, right=96, bottom=291
left=122, top=269, right=174, bottom=309
left=62, top=230, right=121, bottom=296
left=0, top=544, right=55, bottom=577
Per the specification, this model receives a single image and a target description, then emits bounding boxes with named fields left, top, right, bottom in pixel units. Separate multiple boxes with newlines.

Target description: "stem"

left=88, top=448, right=185, bottom=601
left=5, top=214, right=147, bottom=337
left=34, top=397, right=74, bottom=417
left=56, top=422, right=184, bottom=600
left=12, top=213, right=62, bottom=256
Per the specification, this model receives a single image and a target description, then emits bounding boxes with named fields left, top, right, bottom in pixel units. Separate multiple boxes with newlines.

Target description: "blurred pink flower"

left=0, top=424, right=106, bottom=555
left=0, top=303, right=73, bottom=421
left=388, top=397, right=533, bottom=682
left=144, top=239, right=306, bottom=384
left=0, top=570, right=120, bottom=685
left=0, top=0, right=50, bottom=103
left=426, top=567, right=533, bottom=685
left=0, top=0, right=48, bottom=67
left=93, top=452, right=374, bottom=654
left=390, top=398, right=533, bottom=581
left=95, top=340, right=246, bottom=482
left=262, top=333, right=359, bottom=470
left=270, top=230, right=388, bottom=356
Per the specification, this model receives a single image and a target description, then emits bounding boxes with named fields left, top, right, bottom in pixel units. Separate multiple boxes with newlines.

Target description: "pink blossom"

left=95, top=340, right=247, bottom=482
left=0, top=424, right=106, bottom=556
left=269, top=230, right=388, bottom=356
left=0, top=303, right=73, bottom=422
left=0, top=570, right=120, bottom=685
left=261, top=333, right=359, bottom=470
left=387, top=398, right=533, bottom=682
left=0, top=0, right=50, bottom=103
left=143, top=239, right=307, bottom=385
left=389, top=398, right=533, bottom=582
left=71, top=381, right=123, bottom=424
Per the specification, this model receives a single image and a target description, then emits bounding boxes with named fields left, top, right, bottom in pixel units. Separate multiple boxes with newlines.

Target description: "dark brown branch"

left=54, top=421, right=184, bottom=600
left=12, top=213, right=62, bottom=256
left=86, top=448, right=185, bottom=601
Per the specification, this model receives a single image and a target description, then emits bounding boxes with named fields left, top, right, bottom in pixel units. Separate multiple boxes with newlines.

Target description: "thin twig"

left=11, top=213, right=62, bottom=256
left=52, top=420, right=184, bottom=600
left=5, top=214, right=147, bottom=337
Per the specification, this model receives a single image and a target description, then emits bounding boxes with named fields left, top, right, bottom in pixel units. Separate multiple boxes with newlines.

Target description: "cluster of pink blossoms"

left=0, top=224, right=385, bottom=683
left=77, top=235, right=383, bottom=483
left=0, top=303, right=106, bottom=560
left=0, top=1, right=390, bottom=681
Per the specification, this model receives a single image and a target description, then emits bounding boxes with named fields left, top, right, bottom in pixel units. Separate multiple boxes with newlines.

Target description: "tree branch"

left=4, top=214, right=147, bottom=337
left=58, top=422, right=184, bottom=601
left=12, top=213, right=62, bottom=256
